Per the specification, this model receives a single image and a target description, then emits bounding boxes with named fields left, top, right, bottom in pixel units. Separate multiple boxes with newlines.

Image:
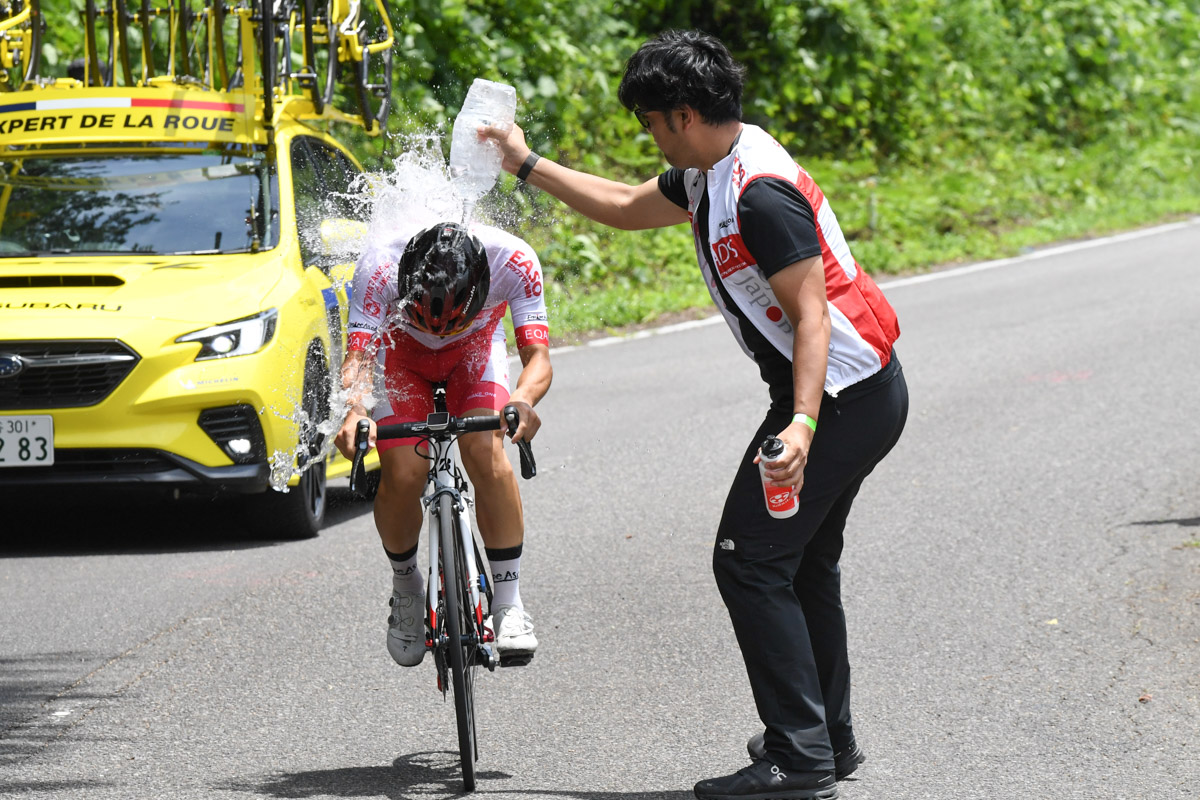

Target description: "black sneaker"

left=746, top=732, right=866, bottom=781
left=693, top=759, right=838, bottom=800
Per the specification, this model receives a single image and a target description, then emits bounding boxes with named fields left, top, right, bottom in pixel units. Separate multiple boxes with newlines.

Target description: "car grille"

left=0, top=340, right=140, bottom=410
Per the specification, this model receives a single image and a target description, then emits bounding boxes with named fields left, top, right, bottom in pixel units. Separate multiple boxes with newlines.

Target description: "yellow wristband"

left=793, top=413, right=817, bottom=432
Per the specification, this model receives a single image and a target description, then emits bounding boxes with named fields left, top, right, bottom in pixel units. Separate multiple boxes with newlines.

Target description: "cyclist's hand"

left=479, top=122, right=531, bottom=176
left=335, top=412, right=376, bottom=461
left=754, top=423, right=814, bottom=497
left=503, top=401, right=540, bottom=443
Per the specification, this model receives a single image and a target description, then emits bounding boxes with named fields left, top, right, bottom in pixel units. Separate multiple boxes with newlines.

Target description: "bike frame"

left=422, top=434, right=491, bottom=670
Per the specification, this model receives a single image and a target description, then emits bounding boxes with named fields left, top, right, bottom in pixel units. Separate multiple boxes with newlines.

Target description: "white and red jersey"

left=681, top=124, right=899, bottom=395
left=347, top=223, right=549, bottom=354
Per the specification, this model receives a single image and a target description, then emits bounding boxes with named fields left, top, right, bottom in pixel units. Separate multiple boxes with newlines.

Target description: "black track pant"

left=712, top=354, right=908, bottom=772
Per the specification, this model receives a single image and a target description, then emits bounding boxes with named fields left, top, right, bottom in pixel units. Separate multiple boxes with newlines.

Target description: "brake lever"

left=349, top=418, right=371, bottom=495
left=503, top=405, right=537, bottom=480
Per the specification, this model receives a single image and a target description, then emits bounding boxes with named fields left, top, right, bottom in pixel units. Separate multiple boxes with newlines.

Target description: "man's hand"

left=335, top=412, right=376, bottom=461
left=480, top=122, right=532, bottom=175
left=503, top=400, right=541, bottom=443
left=754, top=421, right=815, bottom=496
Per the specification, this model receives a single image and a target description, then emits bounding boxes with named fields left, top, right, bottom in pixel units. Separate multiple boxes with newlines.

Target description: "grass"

left=526, top=127, right=1200, bottom=343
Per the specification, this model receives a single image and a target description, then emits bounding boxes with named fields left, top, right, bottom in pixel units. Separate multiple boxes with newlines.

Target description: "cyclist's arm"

left=334, top=346, right=377, bottom=459
left=482, top=122, right=688, bottom=231
left=505, top=344, right=551, bottom=443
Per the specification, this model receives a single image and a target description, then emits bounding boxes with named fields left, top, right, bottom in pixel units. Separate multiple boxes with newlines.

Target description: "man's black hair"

left=617, top=29, right=745, bottom=125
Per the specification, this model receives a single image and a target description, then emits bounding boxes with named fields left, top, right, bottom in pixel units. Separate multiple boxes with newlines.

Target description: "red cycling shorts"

left=374, top=326, right=511, bottom=452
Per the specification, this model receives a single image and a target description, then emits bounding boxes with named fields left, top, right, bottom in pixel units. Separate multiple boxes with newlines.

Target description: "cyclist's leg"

left=375, top=342, right=439, bottom=553
left=375, top=340, right=439, bottom=666
left=446, top=332, right=537, bottom=659
left=447, top=331, right=521, bottom=552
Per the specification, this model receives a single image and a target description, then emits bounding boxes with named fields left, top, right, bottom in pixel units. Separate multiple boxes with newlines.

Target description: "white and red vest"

left=683, top=124, right=899, bottom=395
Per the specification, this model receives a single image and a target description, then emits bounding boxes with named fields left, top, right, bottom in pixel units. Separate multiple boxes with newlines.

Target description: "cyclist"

left=334, top=221, right=552, bottom=668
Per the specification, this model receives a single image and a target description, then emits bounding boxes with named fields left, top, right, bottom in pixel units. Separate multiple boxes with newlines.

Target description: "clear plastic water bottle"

left=758, top=436, right=799, bottom=519
left=449, top=79, right=516, bottom=206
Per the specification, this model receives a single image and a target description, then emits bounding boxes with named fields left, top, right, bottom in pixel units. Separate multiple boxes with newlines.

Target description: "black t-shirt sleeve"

left=658, top=168, right=689, bottom=210
left=738, top=177, right=822, bottom=277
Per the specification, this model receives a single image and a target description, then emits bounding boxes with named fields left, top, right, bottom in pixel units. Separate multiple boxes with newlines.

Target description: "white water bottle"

left=758, top=437, right=799, bottom=519
left=448, top=78, right=517, bottom=203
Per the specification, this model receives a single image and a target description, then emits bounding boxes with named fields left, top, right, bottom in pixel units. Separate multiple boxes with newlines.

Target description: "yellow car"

left=0, top=0, right=392, bottom=536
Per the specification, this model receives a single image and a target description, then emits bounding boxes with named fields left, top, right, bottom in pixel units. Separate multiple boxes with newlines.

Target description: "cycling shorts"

left=374, top=326, right=511, bottom=452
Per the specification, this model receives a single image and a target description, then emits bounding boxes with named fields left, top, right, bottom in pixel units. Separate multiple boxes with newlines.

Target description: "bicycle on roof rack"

left=0, top=0, right=392, bottom=134
left=349, top=383, right=537, bottom=793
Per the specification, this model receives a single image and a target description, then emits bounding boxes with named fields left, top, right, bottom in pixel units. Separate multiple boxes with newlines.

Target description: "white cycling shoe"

left=387, top=589, right=426, bottom=667
left=490, top=604, right=538, bottom=666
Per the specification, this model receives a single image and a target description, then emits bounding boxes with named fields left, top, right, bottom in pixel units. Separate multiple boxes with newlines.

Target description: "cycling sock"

left=385, top=544, right=424, bottom=595
left=486, top=544, right=523, bottom=610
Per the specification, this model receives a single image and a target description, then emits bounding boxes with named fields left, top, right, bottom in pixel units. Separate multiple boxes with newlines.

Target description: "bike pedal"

left=498, top=652, right=533, bottom=668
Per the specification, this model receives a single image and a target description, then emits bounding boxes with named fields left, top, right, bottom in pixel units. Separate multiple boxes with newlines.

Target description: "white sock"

left=487, top=548, right=523, bottom=610
left=386, top=547, right=424, bottom=595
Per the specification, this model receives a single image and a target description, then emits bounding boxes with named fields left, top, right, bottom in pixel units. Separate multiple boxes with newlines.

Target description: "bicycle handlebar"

left=349, top=405, right=536, bottom=495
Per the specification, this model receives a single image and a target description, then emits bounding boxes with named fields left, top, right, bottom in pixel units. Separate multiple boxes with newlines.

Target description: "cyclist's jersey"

left=347, top=223, right=548, bottom=354
left=659, top=124, right=899, bottom=397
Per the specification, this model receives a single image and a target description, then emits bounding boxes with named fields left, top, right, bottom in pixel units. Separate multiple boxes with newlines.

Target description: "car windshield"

left=0, top=152, right=280, bottom=257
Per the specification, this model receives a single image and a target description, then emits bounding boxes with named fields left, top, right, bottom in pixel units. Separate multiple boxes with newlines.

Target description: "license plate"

left=0, top=415, right=54, bottom=467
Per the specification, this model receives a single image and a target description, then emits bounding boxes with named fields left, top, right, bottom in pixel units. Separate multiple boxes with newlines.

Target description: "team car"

left=0, top=0, right=393, bottom=536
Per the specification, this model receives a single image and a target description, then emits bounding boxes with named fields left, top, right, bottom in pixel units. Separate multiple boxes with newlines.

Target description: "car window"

left=291, top=138, right=365, bottom=269
left=0, top=152, right=280, bottom=256
left=315, top=148, right=363, bottom=221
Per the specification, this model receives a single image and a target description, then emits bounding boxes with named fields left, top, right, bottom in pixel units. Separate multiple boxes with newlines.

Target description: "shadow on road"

left=223, top=750, right=695, bottom=799
left=0, top=781, right=112, bottom=795
left=0, top=485, right=373, bottom=557
left=1131, top=515, right=1200, bottom=527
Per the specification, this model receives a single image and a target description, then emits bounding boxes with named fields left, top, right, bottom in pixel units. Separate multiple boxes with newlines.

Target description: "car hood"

left=0, top=254, right=283, bottom=325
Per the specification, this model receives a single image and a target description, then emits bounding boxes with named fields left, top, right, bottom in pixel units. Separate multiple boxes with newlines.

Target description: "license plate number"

left=0, top=415, right=54, bottom=467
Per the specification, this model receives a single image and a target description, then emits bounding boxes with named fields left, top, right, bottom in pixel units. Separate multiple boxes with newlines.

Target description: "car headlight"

left=176, top=309, right=279, bottom=361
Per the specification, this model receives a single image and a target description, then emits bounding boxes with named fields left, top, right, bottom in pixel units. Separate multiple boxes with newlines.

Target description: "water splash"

left=267, top=129, right=499, bottom=493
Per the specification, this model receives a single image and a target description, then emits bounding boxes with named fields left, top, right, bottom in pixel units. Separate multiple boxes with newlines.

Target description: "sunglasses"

left=633, top=107, right=652, bottom=130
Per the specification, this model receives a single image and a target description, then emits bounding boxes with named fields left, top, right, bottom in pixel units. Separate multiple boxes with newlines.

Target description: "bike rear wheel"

left=440, top=494, right=478, bottom=791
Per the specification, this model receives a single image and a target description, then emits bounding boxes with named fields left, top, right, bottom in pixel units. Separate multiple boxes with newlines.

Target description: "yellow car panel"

left=0, top=88, right=266, bottom=148
left=1, top=87, right=379, bottom=537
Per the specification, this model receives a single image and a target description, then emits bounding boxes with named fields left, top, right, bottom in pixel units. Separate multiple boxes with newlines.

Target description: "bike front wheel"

left=440, top=494, right=478, bottom=791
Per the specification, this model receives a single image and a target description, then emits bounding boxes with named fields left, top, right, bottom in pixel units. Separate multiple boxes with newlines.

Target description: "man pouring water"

left=480, top=31, right=909, bottom=800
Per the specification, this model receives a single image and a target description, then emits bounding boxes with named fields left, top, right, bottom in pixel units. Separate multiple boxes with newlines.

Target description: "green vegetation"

left=16, top=0, right=1200, bottom=338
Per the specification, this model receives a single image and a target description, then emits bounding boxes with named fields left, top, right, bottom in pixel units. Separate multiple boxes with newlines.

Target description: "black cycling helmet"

left=397, top=222, right=490, bottom=336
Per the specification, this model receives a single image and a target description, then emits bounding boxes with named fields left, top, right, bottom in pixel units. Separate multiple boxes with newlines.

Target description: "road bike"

left=349, top=383, right=536, bottom=792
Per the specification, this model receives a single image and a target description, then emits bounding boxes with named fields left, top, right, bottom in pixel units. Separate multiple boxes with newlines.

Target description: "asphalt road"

left=2, top=219, right=1198, bottom=800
